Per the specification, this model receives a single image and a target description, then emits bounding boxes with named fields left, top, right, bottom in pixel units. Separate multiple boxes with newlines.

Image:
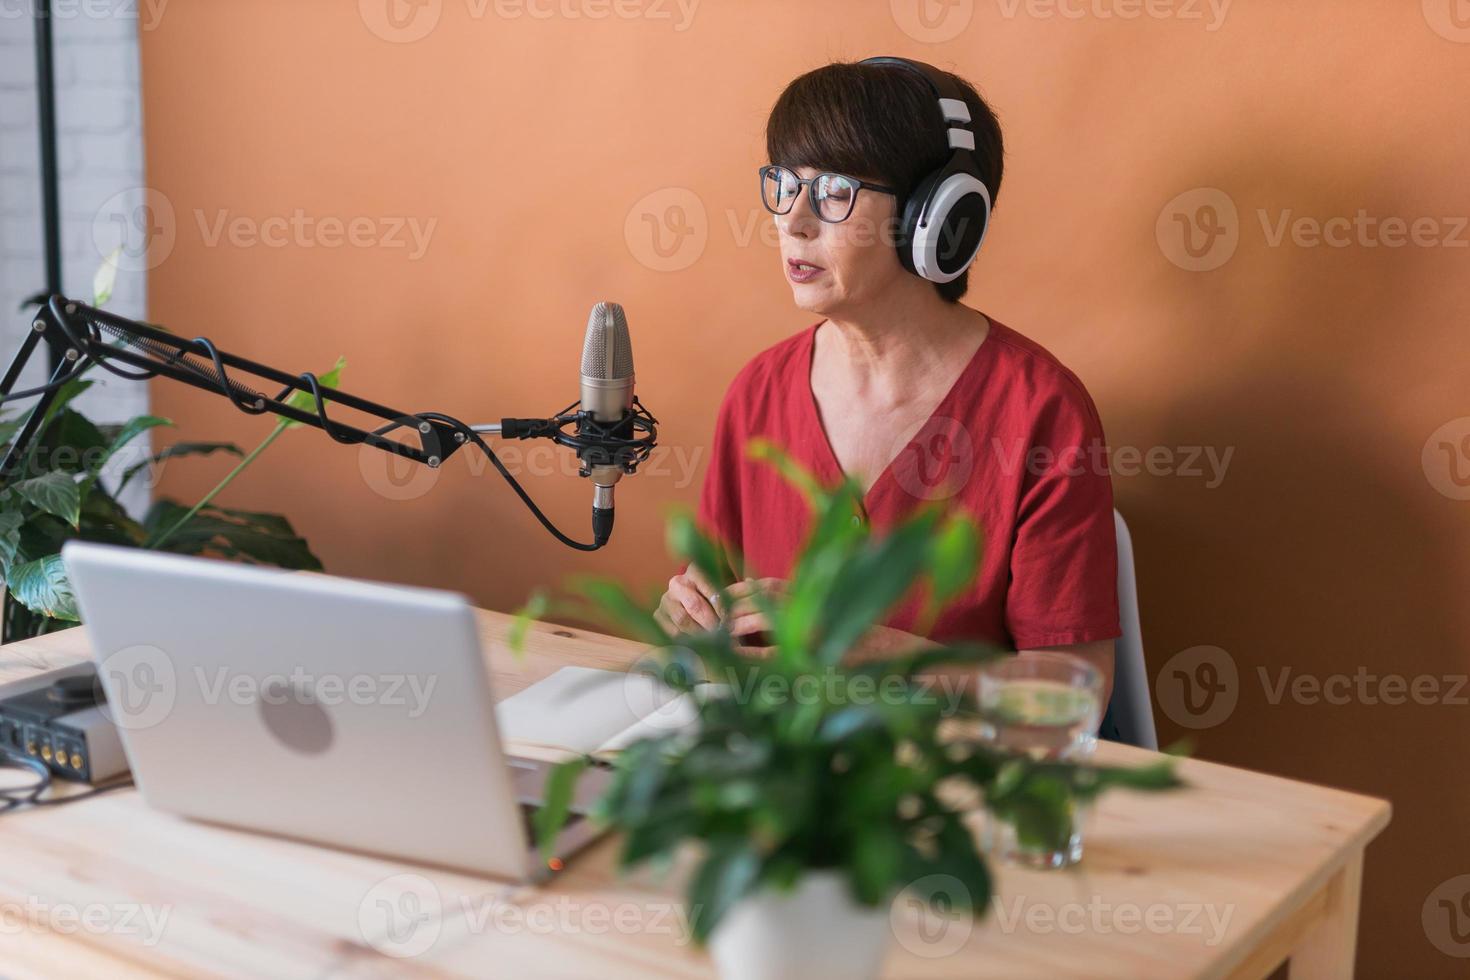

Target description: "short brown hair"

left=765, top=60, right=1004, bottom=303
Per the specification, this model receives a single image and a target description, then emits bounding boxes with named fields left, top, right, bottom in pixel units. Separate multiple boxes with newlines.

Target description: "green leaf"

left=666, top=509, right=734, bottom=593
left=79, top=414, right=173, bottom=500
left=851, top=825, right=903, bottom=905
left=117, top=440, right=245, bottom=493
left=79, top=486, right=147, bottom=546
left=93, top=247, right=122, bottom=306
left=567, top=576, right=670, bottom=647
left=920, top=516, right=981, bottom=630
left=7, top=555, right=79, bottom=621
left=746, top=438, right=827, bottom=509
left=145, top=501, right=322, bottom=570
left=14, top=471, right=81, bottom=527
left=508, top=590, right=550, bottom=656
left=534, top=756, right=589, bottom=861
left=686, top=840, right=762, bottom=942
left=278, top=356, right=346, bottom=429
left=811, top=508, right=944, bottom=666
left=0, top=509, right=23, bottom=569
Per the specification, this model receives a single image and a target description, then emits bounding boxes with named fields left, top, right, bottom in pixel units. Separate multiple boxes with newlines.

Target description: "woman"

left=655, top=58, right=1119, bottom=701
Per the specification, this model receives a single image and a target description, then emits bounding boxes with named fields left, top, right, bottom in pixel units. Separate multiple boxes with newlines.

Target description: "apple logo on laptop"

left=257, top=678, right=335, bottom=755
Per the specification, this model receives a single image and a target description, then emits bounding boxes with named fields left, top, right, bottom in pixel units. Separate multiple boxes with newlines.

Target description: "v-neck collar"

left=801, top=316, right=995, bottom=515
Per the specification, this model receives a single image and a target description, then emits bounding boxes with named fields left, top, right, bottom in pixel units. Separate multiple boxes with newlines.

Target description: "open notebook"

left=495, top=666, right=701, bottom=764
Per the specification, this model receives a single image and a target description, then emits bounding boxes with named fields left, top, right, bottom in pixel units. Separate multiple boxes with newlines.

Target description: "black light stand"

left=20, top=0, right=64, bottom=375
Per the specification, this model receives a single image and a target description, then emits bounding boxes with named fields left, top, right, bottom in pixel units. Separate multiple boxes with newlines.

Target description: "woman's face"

left=773, top=167, right=907, bottom=316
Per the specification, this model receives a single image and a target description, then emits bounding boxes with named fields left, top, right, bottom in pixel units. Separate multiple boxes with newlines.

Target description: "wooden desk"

left=0, top=614, right=1389, bottom=979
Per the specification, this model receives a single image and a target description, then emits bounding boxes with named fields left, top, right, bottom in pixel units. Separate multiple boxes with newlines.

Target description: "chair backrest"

left=1109, top=509, right=1158, bottom=750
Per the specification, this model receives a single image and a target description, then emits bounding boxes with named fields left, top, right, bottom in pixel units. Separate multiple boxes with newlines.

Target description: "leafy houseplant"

left=517, top=440, right=1182, bottom=975
left=0, top=260, right=340, bottom=641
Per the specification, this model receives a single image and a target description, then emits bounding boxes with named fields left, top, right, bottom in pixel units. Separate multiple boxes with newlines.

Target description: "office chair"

left=1108, top=509, right=1159, bottom=749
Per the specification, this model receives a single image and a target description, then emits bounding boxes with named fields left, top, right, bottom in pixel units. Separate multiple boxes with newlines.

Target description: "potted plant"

left=0, top=254, right=337, bottom=640
left=517, top=439, right=1180, bottom=979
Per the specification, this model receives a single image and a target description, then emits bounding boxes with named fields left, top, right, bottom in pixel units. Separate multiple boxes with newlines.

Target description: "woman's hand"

left=654, top=567, right=721, bottom=638
left=720, top=577, right=789, bottom=638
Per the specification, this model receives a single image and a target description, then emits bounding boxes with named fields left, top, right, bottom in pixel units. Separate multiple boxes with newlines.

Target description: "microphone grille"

left=580, top=301, right=634, bottom=380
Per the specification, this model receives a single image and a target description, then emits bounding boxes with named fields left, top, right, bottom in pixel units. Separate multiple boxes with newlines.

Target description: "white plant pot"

left=708, top=870, right=891, bottom=980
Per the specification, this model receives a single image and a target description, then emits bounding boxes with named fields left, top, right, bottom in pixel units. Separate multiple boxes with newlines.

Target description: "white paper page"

left=496, top=666, right=690, bottom=755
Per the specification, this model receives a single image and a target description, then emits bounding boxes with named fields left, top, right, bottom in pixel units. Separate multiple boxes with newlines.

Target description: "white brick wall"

left=0, top=1, right=149, bottom=514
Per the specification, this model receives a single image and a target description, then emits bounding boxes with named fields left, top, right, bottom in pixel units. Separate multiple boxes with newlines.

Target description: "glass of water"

left=977, top=651, right=1103, bottom=869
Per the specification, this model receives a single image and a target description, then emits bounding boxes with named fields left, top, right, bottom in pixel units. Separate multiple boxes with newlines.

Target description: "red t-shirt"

left=695, top=317, right=1120, bottom=650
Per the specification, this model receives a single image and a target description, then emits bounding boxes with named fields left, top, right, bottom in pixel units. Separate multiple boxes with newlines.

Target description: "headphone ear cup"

left=895, top=170, right=943, bottom=277
left=909, top=166, right=991, bottom=284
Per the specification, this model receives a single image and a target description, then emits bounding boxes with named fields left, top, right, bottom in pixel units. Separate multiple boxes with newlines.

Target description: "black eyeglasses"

left=758, top=165, right=897, bottom=224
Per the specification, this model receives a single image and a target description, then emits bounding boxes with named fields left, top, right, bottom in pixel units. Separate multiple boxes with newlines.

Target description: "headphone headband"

left=856, top=56, right=993, bottom=284
left=858, top=56, right=976, bottom=152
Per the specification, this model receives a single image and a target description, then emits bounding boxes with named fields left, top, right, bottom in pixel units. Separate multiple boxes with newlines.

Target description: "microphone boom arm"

left=0, top=296, right=655, bottom=551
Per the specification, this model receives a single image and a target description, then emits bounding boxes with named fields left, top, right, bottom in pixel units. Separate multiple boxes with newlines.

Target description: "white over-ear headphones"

left=859, top=57, right=993, bottom=284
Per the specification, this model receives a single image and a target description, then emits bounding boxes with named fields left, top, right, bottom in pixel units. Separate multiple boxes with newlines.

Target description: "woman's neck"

left=816, top=289, right=989, bottom=405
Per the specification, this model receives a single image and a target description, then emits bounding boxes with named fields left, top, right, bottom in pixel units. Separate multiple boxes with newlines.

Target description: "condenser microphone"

left=469, top=300, right=654, bottom=549
left=579, top=301, right=634, bottom=546
left=580, top=301, right=635, bottom=474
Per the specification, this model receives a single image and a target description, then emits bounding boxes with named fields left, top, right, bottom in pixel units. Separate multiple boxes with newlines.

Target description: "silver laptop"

left=62, top=541, right=606, bottom=881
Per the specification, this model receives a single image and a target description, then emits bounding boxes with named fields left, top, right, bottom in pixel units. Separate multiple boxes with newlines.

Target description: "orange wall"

left=139, top=3, right=1470, bottom=974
